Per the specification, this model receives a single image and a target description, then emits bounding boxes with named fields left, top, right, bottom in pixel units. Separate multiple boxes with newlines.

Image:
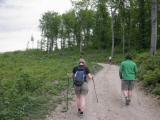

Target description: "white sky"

left=0, top=0, right=73, bottom=52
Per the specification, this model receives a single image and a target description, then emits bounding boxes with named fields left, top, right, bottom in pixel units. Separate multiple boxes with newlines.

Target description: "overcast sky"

left=0, top=0, right=73, bottom=52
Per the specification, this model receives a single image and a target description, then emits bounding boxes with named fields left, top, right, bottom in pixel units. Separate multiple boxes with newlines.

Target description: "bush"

left=137, top=53, right=160, bottom=96
left=153, top=84, right=160, bottom=95
left=143, top=69, right=160, bottom=86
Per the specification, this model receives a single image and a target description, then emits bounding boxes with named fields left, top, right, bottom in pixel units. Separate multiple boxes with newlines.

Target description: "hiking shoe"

left=128, top=99, right=131, bottom=103
left=125, top=98, right=131, bottom=105
left=79, top=112, right=84, bottom=117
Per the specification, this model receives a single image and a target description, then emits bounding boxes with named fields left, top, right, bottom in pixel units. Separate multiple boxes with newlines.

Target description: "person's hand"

left=88, top=73, right=93, bottom=80
left=91, top=76, right=93, bottom=80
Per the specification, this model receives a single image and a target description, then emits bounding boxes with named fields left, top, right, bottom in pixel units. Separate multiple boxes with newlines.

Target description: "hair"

left=125, top=53, right=132, bottom=60
left=79, top=58, right=87, bottom=68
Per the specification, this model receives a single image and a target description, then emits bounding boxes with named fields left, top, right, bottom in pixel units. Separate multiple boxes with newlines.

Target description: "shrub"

left=153, top=84, right=160, bottom=95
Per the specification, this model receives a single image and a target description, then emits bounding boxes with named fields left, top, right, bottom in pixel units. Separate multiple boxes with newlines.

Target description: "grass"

left=0, top=48, right=107, bottom=120
left=1, top=47, right=160, bottom=120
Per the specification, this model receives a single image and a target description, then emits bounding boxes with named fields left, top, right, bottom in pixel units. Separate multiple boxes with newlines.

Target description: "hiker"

left=119, top=53, right=138, bottom=105
left=109, top=56, right=112, bottom=64
left=72, top=58, right=93, bottom=116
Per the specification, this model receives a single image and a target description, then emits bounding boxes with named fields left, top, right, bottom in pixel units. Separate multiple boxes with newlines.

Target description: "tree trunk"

left=150, top=0, right=157, bottom=56
left=80, top=38, right=82, bottom=53
left=122, top=23, right=125, bottom=55
left=49, top=38, right=54, bottom=52
left=55, top=37, right=58, bottom=50
left=111, top=10, right=115, bottom=57
left=46, top=38, right=49, bottom=53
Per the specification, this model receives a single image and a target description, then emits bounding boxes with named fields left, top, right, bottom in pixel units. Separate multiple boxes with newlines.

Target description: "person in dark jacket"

left=72, top=59, right=93, bottom=116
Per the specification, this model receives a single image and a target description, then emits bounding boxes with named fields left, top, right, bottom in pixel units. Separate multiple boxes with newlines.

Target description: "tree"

left=150, top=0, right=157, bottom=56
left=72, top=0, right=96, bottom=52
left=62, top=10, right=77, bottom=48
left=39, top=11, right=60, bottom=52
left=77, top=9, right=95, bottom=48
left=94, top=0, right=111, bottom=49
left=108, top=0, right=121, bottom=57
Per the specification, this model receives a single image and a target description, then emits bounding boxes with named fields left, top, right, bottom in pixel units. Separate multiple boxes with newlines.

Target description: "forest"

left=39, top=0, right=160, bottom=56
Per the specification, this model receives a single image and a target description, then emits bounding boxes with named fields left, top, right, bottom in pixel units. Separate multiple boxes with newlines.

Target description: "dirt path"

left=45, top=64, right=160, bottom=120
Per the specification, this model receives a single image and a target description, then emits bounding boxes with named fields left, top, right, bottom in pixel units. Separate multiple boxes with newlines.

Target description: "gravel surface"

left=45, top=64, right=160, bottom=120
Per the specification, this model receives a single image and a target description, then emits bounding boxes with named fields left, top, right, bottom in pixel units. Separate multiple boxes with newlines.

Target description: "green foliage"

left=137, top=52, right=160, bottom=95
left=153, top=84, right=160, bottom=95
left=0, top=48, right=106, bottom=120
left=143, top=68, right=160, bottom=86
left=94, top=0, right=111, bottom=49
left=1, top=44, right=160, bottom=120
left=38, top=0, right=160, bottom=55
left=39, top=11, right=61, bottom=51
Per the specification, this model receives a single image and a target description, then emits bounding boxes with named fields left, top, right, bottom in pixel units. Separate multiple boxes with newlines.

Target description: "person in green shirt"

left=119, top=53, right=138, bottom=105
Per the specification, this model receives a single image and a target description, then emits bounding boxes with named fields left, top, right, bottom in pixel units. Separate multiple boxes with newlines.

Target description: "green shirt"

left=119, top=59, right=137, bottom=80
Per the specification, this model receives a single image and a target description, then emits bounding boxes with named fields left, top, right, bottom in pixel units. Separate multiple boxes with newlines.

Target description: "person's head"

left=125, top=53, right=132, bottom=60
left=79, top=58, right=86, bottom=66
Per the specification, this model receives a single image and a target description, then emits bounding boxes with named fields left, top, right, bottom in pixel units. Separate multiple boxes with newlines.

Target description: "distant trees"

left=39, top=0, right=159, bottom=55
left=39, top=12, right=60, bottom=52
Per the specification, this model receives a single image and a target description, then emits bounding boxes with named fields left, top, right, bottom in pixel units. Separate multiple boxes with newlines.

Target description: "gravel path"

left=45, top=64, right=160, bottom=120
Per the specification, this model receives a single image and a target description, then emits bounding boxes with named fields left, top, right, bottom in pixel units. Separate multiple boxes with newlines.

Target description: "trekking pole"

left=92, top=77, right=99, bottom=103
left=66, top=73, right=70, bottom=111
left=134, top=81, right=141, bottom=105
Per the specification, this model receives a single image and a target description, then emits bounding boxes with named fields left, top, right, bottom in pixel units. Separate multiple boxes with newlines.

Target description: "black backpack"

left=74, top=67, right=86, bottom=86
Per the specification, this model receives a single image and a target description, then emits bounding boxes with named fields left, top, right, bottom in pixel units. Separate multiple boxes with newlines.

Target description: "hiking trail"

left=45, top=64, right=160, bottom=120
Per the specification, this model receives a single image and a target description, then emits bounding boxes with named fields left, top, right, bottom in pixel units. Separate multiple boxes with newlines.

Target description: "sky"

left=0, top=0, right=73, bottom=52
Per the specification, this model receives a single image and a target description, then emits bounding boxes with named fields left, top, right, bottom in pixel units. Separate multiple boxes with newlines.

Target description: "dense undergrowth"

left=136, top=51, right=160, bottom=95
left=0, top=48, right=160, bottom=120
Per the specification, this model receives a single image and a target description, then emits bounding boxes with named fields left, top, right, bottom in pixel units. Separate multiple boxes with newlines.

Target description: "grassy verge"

left=0, top=48, right=107, bottom=120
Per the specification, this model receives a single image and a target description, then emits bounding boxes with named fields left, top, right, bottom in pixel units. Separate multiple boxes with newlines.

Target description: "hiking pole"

left=66, top=73, right=70, bottom=111
left=134, top=81, right=141, bottom=106
left=92, top=77, right=99, bottom=103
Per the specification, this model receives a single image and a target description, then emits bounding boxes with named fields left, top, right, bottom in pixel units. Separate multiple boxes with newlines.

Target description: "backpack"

left=74, top=67, right=86, bottom=86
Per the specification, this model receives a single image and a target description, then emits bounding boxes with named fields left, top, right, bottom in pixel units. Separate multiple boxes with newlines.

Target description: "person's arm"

left=72, top=67, right=77, bottom=80
left=134, top=63, right=138, bottom=79
left=119, top=63, right=123, bottom=79
left=85, top=67, right=93, bottom=80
